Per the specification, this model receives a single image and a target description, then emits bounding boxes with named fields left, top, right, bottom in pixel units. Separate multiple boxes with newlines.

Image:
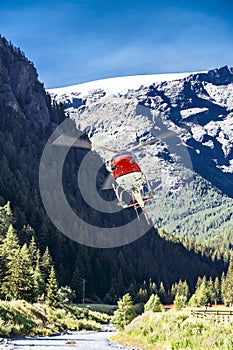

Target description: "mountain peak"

left=0, top=35, right=50, bottom=128
left=193, top=65, right=233, bottom=85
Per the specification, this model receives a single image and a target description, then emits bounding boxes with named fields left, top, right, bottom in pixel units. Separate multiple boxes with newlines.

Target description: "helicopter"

left=52, top=129, right=171, bottom=224
left=100, top=145, right=157, bottom=224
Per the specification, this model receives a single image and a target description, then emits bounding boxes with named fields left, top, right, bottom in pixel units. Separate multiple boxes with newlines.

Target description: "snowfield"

left=49, top=72, right=196, bottom=102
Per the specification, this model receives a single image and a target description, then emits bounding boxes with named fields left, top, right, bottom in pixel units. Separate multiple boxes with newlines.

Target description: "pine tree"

left=214, top=276, right=221, bottom=305
left=189, top=278, right=210, bottom=307
left=221, top=257, right=233, bottom=306
left=58, top=286, right=76, bottom=304
left=195, top=276, right=203, bottom=289
left=1, top=244, right=35, bottom=301
left=0, top=224, right=20, bottom=257
left=179, top=280, right=190, bottom=301
left=41, top=247, right=53, bottom=283
left=174, top=294, right=187, bottom=310
left=144, top=294, right=163, bottom=312
left=33, top=249, right=45, bottom=301
left=0, top=224, right=20, bottom=284
left=208, top=277, right=216, bottom=306
left=70, top=267, right=84, bottom=303
left=171, top=282, right=177, bottom=300
left=149, top=279, right=158, bottom=296
left=112, top=293, right=136, bottom=330
left=172, top=280, right=190, bottom=302
left=46, top=266, right=59, bottom=307
left=221, top=272, right=226, bottom=304
left=158, top=282, right=166, bottom=304
left=28, top=235, right=37, bottom=266
left=0, top=201, right=14, bottom=237
left=127, top=281, right=138, bottom=300
left=137, top=287, right=148, bottom=303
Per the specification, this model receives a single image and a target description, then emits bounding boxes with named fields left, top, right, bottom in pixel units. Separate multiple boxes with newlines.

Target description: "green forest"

left=0, top=200, right=232, bottom=307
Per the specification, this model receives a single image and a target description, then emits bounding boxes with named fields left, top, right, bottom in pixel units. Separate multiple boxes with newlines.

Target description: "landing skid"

left=112, top=182, right=154, bottom=225
left=132, top=202, right=151, bottom=225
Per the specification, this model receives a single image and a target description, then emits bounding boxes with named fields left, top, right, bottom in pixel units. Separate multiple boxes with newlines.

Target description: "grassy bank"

left=112, top=308, right=233, bottom=350
left=0, top=300, right=110, bottom=337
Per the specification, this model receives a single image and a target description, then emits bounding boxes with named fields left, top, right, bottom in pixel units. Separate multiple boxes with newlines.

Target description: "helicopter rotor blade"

left=130, top=131, right=174, bottom=151
left=52, top=134, right=92, bottom=150
left=97, top=146, right=120, bottom=153
left=52, top=134, right=120, bottom=153
left=51, top=130, right=174, bottom=153
left=101, top=173, right=116, bottom=190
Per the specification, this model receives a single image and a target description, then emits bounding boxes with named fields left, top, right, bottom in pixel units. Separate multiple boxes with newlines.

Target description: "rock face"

left=49, top=66, right=233, bottom=192
left=49, top=66, right=233, bottom=241
left=0, top=36, right=66, bottom=242
left=0, top=36, right=50, bottom=128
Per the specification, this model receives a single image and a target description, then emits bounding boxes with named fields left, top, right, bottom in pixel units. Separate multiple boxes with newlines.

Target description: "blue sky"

left=1, top=0, right=233, bottom=88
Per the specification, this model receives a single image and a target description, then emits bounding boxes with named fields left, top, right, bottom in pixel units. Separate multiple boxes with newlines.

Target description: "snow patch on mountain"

left=49, top=72, right=196, bottom=104
left=191, top=125, right=206, bottom=142
left=180, top=107, right=208, bottom=120
left=204, top=82, right=233, bottom=108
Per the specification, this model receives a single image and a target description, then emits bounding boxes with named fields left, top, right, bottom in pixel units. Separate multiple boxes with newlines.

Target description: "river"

left=5, top=326, right=132, bottom=350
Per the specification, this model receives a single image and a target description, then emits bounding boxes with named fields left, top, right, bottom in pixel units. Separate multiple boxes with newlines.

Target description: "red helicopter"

left=53, top=129, right=171, bottom=224
left=108, top=150, right=153, bottom=224
left=94, top=133, right=172, bottom=224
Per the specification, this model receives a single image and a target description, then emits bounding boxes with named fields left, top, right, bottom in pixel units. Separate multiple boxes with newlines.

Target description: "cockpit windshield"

left=112, top=151, right=136, bottom=160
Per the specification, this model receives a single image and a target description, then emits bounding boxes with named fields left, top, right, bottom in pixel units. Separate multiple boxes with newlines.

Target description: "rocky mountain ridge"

left=49, top=66, right=233, bottom=241
left=0, top=36, right=50, bottom=128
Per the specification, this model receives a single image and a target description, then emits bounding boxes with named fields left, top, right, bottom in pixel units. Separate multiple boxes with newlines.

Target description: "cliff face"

left=0, top=36, right=50, bottom=128
left=0, top=36, right=65, bottom=230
